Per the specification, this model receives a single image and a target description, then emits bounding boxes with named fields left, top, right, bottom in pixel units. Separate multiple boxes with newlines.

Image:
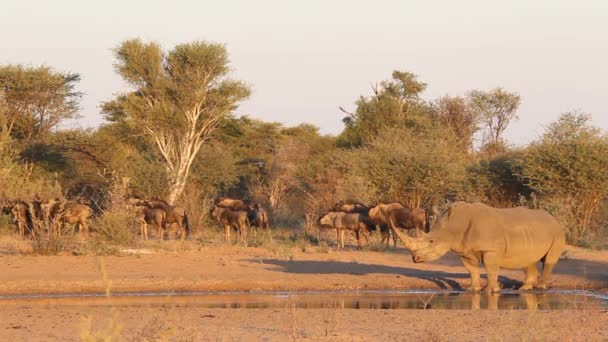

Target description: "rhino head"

left=409, top=210, right=452, bottom=263
left=409, top=232, right=451, bottom=263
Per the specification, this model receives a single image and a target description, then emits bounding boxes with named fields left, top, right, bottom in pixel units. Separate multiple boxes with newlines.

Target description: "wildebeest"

left=43, top=198, right=93, bottom=235
left=332, top=201, right=370, bottom=214
left=393, top=202, right=566, bottom=292
left=209, top=205, right=249, bottom=244
left=2, top=200, right=34, bottom=238
left=138, top=199, right=190, bottom=240
left=125, top=197, right=166, bottom=240
left=214, top=197, right=250, bottom=211
left=247, top=203, right=270, bottom=233
left=368, top=203, right=427, bottom=244
left=54, top=201, right=92, bottom=235
left=317, top=211, right=374, bottom=248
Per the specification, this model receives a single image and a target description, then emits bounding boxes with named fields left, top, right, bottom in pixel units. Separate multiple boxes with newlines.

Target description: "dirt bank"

left=0, top=245, right=606, bottom=296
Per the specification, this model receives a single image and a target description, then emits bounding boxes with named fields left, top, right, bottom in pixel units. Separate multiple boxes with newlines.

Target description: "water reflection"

left=0, top=291, right=605, bottom=311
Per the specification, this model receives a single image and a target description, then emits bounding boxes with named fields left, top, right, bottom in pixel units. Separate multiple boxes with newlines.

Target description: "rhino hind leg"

left=537, top=240, right=563, bottom=289
left=520, top=264, right=539, bottom=290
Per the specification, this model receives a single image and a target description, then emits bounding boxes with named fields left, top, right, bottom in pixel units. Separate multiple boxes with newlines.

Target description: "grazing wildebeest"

left=142, top=200, right=190, bottom=240
left=125, top=197, right=166, bottom=240
left=209, top=206, right=249, bottom=244
left=317, top=211, right=374, bottom=248
left=368, top=203, right=428, bottom=247
left=392, top=202, right=566, bottom=292
left=41, top=198, right=92, bottom=235
left=247, top=203, right=270, bottom=233
left=58, top=202, right=92, bottom=235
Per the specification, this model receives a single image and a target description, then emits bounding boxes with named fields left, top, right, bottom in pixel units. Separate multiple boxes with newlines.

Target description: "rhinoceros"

left=391, top=202, right=566, bottom=292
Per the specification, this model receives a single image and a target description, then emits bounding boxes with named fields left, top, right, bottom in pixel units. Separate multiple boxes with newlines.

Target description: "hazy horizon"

left=2, top=0, right=606, bottom=145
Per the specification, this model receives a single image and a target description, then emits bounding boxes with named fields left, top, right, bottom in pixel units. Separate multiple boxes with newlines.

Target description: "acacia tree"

left=102, top=39, right=250, bottom=204
left=338, top=70, right=428, bottom=147
left=468, top=88, right=520, bottom=154
left=0, top=65, right=81, bottom=143
left=432, top=95, right=479, bottom=152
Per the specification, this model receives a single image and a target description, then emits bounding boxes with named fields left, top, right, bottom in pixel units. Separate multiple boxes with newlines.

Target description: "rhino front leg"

left=482, top=252, right=501, bottom=293
left=460, top=256, right=482, bottom=292
left=520, top=264, right=539, bottom=290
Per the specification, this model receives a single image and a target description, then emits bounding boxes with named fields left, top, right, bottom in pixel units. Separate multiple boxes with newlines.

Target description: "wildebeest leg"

left=392, top=230, right=398, bottom=248
left=340, top=229, right=345, bottom=248
left=140, top=220, right=148, bottom=241
left=81, top=219, right=89, bottom=236
left=520, top=264, right=539, bottom=290
left=241, top=223, right=248, bottom=244
left=335, top=229, right=341, bottom=249
left=460, top=256, right=482, bottom=292
left=224, top=224, right=231, bottom=243
left=482, top=252, right=501, bottom=293
left=355, top=230, right=361, bottom=248
left=380, top=226, right=389, bottom=248
left=17, top=222, right=24, bottom=239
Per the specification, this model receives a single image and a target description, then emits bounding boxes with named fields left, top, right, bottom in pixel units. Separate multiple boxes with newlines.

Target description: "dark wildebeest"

left=209, top=206, right=249, bottom=244
left=1, top=199, right=34, bottom=238
left=143, top=200, right=190, bottom=240
left=368, top=203, right=428, bottom=247
left=317, top=211, right=374, bottom=248
left=247, top=203, right=270, bottom=233
left=332, top=201, right=377, bottom=242
left=125, top=197, right=166, bottom=240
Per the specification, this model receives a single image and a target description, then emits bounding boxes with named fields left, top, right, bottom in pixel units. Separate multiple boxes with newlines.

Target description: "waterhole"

left=1, top=290, right=606, bottom=310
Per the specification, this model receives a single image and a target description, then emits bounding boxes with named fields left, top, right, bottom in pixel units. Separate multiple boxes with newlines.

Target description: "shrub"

left=31, top=233, right=74, bottom=255
left=93, top=209, right=139, bottom=246
left=517, top=113, right=608, bottom=244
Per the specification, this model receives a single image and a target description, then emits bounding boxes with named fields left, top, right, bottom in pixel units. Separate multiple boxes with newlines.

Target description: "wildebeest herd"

left=0, top=193, right=426, bottom=248
left=317, top=201, right=431, bottom=249
left=0, top=196, right=92, bottom=238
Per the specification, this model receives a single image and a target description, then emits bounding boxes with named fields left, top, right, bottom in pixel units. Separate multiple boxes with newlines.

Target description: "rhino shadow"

left=253, top=259, right=527, bottom=291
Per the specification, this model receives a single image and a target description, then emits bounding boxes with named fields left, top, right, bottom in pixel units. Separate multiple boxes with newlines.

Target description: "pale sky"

left=1, top=0, right=606, bottom=145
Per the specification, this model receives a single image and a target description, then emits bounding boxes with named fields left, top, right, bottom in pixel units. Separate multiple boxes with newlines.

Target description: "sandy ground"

left=1, top=305, right=607, bottom=341
left=0, top=245, right=606, bottom=295
left=0, top=244, right=606, bottom=341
